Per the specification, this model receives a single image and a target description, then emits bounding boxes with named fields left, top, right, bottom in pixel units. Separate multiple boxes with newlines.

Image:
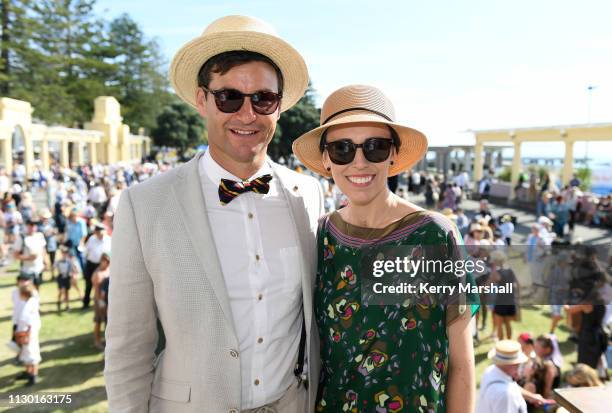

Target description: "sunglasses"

left=325, top=137, right=394, bottom=165
left=202, top=87, right=282, bottom=115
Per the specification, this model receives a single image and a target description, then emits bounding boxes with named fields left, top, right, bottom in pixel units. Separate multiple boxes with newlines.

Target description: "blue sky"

left=95, top=0, right=612, bottom=161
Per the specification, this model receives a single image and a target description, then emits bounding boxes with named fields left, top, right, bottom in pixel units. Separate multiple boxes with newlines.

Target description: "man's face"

left=196, top=61, right=280, bottom=171
left=95, top=229, right=104, bottom=239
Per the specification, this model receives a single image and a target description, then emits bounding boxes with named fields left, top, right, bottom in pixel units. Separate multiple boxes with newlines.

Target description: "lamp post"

left=585, top=85, right=597, bottom=167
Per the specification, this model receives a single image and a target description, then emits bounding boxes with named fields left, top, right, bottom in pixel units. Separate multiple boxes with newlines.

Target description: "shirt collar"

left=492, top=365, right=514, bottom=382
left=200, top=150, right=272, bottom=186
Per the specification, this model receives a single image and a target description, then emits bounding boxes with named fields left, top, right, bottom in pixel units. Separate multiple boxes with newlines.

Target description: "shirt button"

left=229, top=349, right=239, bottom=358
left=257, top=293, right=263, bottom=301
left=255, top=254, right=260, bottom=261
left=254, top=379, right=260, bottom=386
left=293, top=185, right=299, bottom=191
left=257, top=337, right=263, bottom=344
left=248, top=212, right=254, bottom=219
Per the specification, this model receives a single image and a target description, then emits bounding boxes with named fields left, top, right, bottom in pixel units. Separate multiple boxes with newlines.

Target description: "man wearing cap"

left=105, top=15, right=323, bottom=413
left=83, top=223, right=111, bottom=309
left=477, top=340, right=549, bottom=413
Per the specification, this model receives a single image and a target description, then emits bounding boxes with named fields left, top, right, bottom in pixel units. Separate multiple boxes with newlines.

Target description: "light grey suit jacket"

left=104, top=152, right=324, bottom=412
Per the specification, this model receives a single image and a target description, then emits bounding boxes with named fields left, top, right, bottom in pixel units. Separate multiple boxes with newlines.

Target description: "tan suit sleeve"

left=104, top=189, right=158, bottom=412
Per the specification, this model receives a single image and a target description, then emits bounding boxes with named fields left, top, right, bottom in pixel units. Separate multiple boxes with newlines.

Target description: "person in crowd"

left=455, top=207, right=470, bottom=236
left=492, top=229, right=506, bottom=248
left=549, top=194, right=569, bottom=238
left=548, top=251, right=571, bottom=334
left=525, top=335, right=562, bottom=400
left=65, top=207, right=87, bottom=272
left=475, top=199, right=493, bottom=223
left=564, top=363, right=603, bottom=388
left=87, top=180, right=108, bottom=218
left=477, top=340, right=549, bottom=413
left=293, top=84, right=478, bottom=411
left=105, top=15, right=323, bottom=412
left=424, top=178, right=439, bottom=208
left=4, top=202, right=23, bottom=245
left=490, top=250, right=519, bottom=340
left=499, top=214, right=514, bottom=246
left=7, top=274, right=33, bottom=355
left=53, top=245, right=81, bottom=311
left=14, top=219, right=47, bottom=290
left=39, top=209, right=58, bottom=281
left=516, top=332, right=537, bottom=389
left=83, top=223, right=111, bottom=309
left=92, top=252, right=111, bottom=349
left=15, top=282, right=41, bottom=386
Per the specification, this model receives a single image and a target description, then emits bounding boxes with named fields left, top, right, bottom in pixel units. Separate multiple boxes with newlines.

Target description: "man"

left=477, top=340, right=550, bottom=413
left=105, top=15, right=323, bottom=413
left=83, top=223, right=111, bottom=308
left=14, top=220, right=46, bottom=289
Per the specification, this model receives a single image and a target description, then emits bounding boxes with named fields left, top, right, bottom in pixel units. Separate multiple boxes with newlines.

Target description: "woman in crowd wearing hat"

left=293, top=85, right=478, bottom=412
left=15, top=282, right=41, bottom=386
left=39, top=208, right=58, bottom=281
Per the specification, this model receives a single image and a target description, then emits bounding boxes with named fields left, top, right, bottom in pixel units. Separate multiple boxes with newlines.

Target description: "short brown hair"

left=197, top=51, right=284, bottom=94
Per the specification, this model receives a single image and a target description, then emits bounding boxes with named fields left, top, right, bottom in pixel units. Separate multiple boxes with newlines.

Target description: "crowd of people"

left=5, top=159, right=168, bottom=386
left=3, top=155, right=610, bottom=407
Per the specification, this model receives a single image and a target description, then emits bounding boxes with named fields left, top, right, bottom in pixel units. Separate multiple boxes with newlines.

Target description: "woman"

left=490, top=250, right=519, bottom=340
left=293, top=85, right=478, bottom=412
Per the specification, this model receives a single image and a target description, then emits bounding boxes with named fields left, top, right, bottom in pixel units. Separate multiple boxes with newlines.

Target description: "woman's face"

left=534, top=341, right=551, bottom=358
left=322, top=122, right=395, bottom=207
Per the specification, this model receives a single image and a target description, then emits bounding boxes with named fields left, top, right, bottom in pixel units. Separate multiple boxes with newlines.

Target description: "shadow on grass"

left=0, top=385, right=107, bottom=412
left=39, top=333, right=101, bottom=361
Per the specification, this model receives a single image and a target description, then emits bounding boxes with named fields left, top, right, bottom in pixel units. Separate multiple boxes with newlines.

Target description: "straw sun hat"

left=487, top=340, right=528, bottom=365
left=169, top=15, right=308, bottom=112
left=292, top=85, right=428, bottom=178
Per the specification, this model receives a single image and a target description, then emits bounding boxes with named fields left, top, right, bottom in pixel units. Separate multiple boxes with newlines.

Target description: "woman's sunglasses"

left=202, top=87, right=282, bottom=115
left=325, top=137, right=394, bottom=165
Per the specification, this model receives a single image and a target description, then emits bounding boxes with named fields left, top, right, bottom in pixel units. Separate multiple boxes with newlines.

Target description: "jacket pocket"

left=151, top=377, right=191, bottom=403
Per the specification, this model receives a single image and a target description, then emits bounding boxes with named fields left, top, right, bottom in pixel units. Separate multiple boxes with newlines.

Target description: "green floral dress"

left=314, top=210, right=478, bottom=413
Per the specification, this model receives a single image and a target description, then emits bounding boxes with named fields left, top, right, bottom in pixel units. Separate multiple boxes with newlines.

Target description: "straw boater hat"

left=488, top=340, right=528, bottom=365
left=169, top=15, right=308, bottom=112
left=292, top=85, right=428, bottom=178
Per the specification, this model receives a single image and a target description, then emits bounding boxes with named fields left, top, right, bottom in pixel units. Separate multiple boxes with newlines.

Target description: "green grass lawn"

left=0, top=265, right=584, bottom=412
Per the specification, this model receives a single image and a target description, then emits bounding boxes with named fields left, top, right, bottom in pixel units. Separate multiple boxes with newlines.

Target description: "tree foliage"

left=0, top=1, right=171, bottom=131
left=269, top=82, right=320, bottom=160
left=151, top=102, right=207, bottom=157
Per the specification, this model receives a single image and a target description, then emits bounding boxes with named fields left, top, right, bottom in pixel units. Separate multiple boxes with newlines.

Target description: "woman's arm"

left=447, top=311, right=475, bottom=413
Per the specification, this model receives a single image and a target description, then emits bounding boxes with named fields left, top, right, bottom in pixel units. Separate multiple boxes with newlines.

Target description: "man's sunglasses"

left=325, top=137, right=394, bottom=165
left=202, top=87, right=282, bottom=115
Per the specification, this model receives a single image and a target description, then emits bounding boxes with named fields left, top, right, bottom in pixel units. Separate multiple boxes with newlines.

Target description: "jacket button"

left=229, top=349, right=239, bottom=358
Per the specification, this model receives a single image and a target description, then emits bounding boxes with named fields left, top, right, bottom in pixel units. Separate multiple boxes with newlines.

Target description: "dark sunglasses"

left=325, top=137, right=394, bottom=165
left=202, top=87, right=282, bottom=115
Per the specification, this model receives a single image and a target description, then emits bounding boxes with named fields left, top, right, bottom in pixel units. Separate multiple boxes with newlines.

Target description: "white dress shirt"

left=477, top=365, right=527, bottom=413
left=85, top=234, right=111, bottom=264
left=199, top=150, right=302, bottom=409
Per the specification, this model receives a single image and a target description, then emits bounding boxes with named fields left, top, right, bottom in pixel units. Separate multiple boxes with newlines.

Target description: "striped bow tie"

left=218, top=174, right=273, bottom=205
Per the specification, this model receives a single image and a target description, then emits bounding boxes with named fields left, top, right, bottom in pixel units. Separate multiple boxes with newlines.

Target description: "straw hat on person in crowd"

left=488, top=340, right=528, bottom=366
left=169, top=15, right=308, bottom=112
left=292, top=84, right=428, bottom=178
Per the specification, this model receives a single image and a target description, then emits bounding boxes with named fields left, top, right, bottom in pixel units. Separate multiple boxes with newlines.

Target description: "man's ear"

left=195, top=88, right=208, bottom=120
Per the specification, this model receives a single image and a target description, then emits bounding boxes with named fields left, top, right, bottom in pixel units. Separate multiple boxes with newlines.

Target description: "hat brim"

left=169, top=31, right=308, bottom=112
left=487, top=348, right=529, bottom=365
left=292, top=112, right=428, bottom=178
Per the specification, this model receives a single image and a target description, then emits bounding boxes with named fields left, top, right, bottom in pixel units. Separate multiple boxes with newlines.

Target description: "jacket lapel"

left=172, top=152, right=237, bottom=338
left=271, top=163, right=315, bottom=338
